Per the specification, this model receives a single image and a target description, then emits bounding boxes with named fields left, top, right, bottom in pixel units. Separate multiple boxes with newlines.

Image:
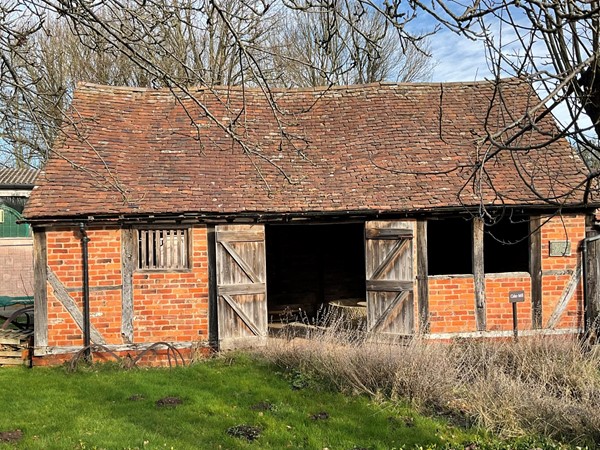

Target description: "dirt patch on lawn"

left=310, top=411, right=329, bottom=420
left=156, top=396, right=183, bottom=408
left=0, top=429, right=23, bottom=443
left=250, top=401, right=275, bottom=411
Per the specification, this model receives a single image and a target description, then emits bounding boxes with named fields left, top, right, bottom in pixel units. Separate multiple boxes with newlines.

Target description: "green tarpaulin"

left=0, top=296, right=34, bottom=308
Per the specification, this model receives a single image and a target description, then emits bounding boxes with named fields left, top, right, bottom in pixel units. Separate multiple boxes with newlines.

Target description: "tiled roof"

left=24, top=79, right=591, bottom=220
left=0, top=168, right=40, bottom=188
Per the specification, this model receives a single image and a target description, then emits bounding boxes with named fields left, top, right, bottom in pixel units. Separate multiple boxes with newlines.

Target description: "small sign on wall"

left=549, top=240, right=571, bottom=257
left=509, top=290, right=525, bottom=303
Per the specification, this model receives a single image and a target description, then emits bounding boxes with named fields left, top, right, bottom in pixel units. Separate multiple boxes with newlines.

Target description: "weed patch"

left=226, top=424, right=262, bottom=441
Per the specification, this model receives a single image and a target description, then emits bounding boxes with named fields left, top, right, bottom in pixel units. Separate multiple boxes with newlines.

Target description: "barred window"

left=137, top=228, right=190, bottom=270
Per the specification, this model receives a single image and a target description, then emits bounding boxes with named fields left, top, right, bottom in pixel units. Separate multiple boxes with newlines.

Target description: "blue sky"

left=429, top=29, right=492, bottom=82
left=400, top=4, right=494, bottom=82
left=422, top=16, right=579, bottom=130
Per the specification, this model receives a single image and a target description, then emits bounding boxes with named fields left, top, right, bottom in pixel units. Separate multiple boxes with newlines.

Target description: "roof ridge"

left=75, top=77, right=520, bottom=96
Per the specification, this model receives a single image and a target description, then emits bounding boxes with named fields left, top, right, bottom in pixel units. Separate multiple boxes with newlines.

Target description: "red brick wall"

left=38, top=213, right=586, bottom=358
left=43, top=225, right=209, bottom=351
left=485, top=275, right=532, bottom=331
left=132, top=227, right=209, bottom=342
left=46, top=228, right=87, bottom=346
left=426, top=214, right=585, bottom=335
left=429, top=275, right=533, bottom=334
left=429, top=276, right=476, bottom=333
left=540, top=215, right=584, bottom=330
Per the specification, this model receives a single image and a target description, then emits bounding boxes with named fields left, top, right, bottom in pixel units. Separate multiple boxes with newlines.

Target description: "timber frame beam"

left=33, top=228, right=48, bottom=348
left=416, top=220, right=429, bottom=333
left=530, top=216, right=542, bottom=328
left=472, top=218, right=486, bottom=331
left=121, top=229, right=135, bottom=344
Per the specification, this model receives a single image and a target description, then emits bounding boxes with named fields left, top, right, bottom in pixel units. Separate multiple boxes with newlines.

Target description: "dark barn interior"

left=427, top=217, right=473, bottom=275
left=484, top=216, right=529, bottom=273
left=427, top=215, right=530, bottom=276
left=265, top=223, right=366, bottom=321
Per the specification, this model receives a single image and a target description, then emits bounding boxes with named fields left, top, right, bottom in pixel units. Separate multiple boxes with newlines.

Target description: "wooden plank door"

left=216, top=224, right=267, bottom=350
left=365, top=220, right=415, bottom=335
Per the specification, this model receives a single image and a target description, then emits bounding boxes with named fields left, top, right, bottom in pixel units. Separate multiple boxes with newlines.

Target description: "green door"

left=0, top=205, right=30, bottom=238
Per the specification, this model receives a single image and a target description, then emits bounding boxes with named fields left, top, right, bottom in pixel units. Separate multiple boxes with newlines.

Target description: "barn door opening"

left=365, top=220, right=415, bottom=335
left=266, top=223, right=365, bottom=324
left=215, top=224, right=267, bottom=350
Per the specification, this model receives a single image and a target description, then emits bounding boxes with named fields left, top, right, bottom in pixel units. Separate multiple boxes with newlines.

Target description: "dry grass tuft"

left=257, top=317, right=600, bottom=445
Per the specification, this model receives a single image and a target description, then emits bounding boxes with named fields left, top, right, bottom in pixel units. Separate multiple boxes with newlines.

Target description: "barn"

left=22, top=79, right=600, bottom=364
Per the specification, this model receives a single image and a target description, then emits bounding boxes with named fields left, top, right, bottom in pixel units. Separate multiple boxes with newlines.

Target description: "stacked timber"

left=0, top=329, right=32, bottom=366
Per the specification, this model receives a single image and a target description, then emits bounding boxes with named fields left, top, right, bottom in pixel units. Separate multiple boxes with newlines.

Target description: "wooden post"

left=472, top=218, right=486, bottom=331
left=585, top=215, right=600, bottom=335
left=529, top=216, right=542, bottom=328
left=587, top=239, right=600, bottom=334
left=121, top=228, right=135, bottom=344
left=33, top=228, right=48, bottom=349
left=207, top=225, right=219, bottom=349
left=512, top=301, right=519, bottom=341
left=416, top=219, right=429, bottom=333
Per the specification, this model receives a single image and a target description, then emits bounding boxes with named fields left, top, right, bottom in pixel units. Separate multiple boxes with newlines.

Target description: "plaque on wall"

left=549, top=240, right=571, bottom=257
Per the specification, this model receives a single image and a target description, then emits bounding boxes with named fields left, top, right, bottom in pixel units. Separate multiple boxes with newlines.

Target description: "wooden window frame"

left=135, top=226, right=191, bottom=272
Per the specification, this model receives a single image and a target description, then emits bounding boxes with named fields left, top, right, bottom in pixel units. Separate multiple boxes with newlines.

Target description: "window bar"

left=173, top=229, right=178, bottom=269
left=168, top=229, right=175, bottom=268
left=155, top=229, right=162, bottom=268
left=151, top=230, right=158, bottom=268
left=140, top=230, right=148, bottom=269
left=157, top=229, right=163, bottom=268
left=181, top=229, right=187, bottom=269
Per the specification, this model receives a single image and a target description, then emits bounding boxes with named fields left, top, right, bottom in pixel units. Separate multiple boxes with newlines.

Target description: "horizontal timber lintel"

left=423, top=328, right=582, bottom=340
left=33, top=341, right=211, bottom=356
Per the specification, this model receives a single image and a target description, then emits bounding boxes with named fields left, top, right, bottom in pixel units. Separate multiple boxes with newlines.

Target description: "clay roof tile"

left=23, top=79, right=591, bottom=220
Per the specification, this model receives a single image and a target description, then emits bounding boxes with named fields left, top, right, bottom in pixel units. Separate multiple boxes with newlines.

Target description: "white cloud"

left=425, top=19, right=585, bottom=132
left=430, top=29, right=492, bottom=82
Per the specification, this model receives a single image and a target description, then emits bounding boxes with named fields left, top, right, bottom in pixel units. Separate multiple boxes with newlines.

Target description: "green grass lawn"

left=0, top=354, right=577, bottom=449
